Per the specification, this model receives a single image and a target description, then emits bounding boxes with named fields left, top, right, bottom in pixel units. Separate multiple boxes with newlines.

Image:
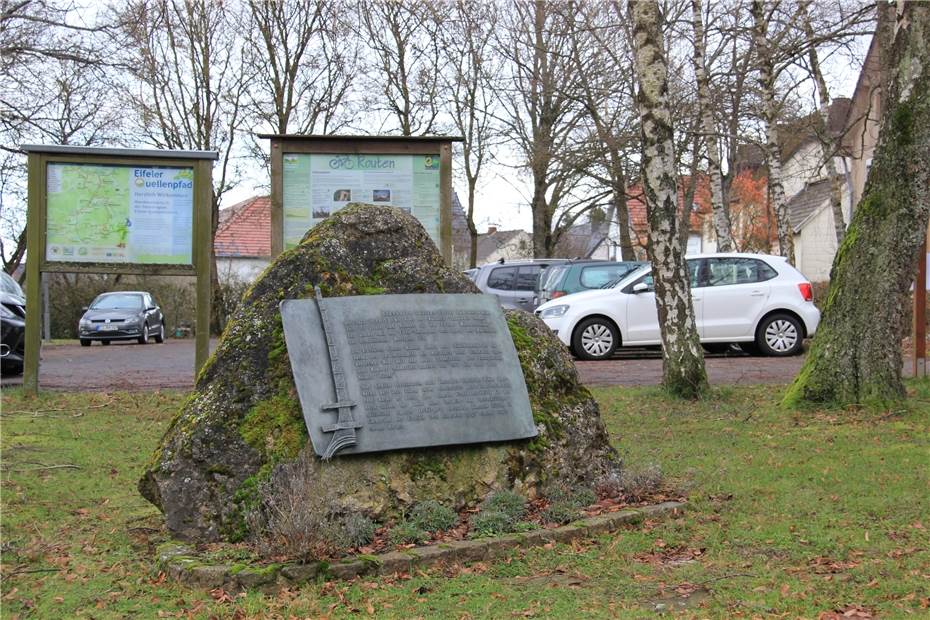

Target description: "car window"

left=686, top=259, right=702, bottom=288
left=539, top=265, right=567, bottom=291
left=580, top=264, right=639, bottom=289
left=0, top=272, right=23, bottom=297
left=705, top=258, right=777, bottom=287
left=92, top=293, right=143, bottom=310
left=623, top=261, right=700, bottom=293
left=515, top=265, right=542, bottom=291
left=486, top=267, right=516, bottom=291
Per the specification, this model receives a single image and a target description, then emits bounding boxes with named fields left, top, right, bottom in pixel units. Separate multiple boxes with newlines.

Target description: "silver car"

left=470, top=259, right=569, bottom=312
left=78, top=291, right=166, bottom=346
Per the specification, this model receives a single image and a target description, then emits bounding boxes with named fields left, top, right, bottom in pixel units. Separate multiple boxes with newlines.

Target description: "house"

left=474, top=227, right=533, bottom=264
left=786, top=176, right=850, bottom=281
left=216, top=192, right=475, bottom=280
left=552, top=217, right=611, bottom=259
left=214, top=196, right=272, bottom=283
left=842, top=35, right=882, bottom=210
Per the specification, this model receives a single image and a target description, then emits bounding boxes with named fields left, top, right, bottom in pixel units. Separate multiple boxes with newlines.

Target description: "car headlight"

left=540, top=304, right=569, bottom=319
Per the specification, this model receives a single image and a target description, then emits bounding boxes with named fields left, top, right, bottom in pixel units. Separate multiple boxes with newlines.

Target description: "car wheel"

left=153, top=321, right=165, bottom=343
left=101, top=340, right=110, bottom=346
left=572, top=317, right=619, bottom=361
left=756, top=313, right=804, bottom=356
left=138, top=323, right=149, bottom=345
left=80, top=338, right=91, bottom=347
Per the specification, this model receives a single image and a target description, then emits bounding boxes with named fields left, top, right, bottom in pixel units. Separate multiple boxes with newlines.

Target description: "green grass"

left=1, top=381, right=928, bottom=618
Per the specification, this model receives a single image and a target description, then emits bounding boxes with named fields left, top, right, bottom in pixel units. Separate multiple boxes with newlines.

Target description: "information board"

left=45, top=163, right=194, bottom=264
left=282, top=153, right=440, bottom=249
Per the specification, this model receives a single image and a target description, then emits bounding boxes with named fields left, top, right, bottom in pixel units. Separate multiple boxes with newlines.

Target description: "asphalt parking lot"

left=1, top=339, right=815, bottom=392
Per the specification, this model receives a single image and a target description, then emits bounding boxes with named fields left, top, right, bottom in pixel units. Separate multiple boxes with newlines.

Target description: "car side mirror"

left=632, top=282, right=651, bottom=294
left=146, top=306, right=156, bottom=312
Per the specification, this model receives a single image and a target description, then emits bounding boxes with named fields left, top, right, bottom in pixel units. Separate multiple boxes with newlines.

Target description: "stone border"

left=158, top=501, right=686, bottom=591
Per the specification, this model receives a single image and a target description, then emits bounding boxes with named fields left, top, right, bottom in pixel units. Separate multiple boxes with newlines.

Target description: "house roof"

left=625, top=175, right=712, bottom=248
left=476, top=229, right=530, bottom=263
left=786, top=177, right=841, bottom=233
left=215, top=195, right=272, bottom=258
left=553, top=219, right=610, bottom=258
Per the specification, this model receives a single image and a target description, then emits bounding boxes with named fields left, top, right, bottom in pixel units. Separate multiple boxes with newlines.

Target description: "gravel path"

left=1, top=339, right=816, bottom=392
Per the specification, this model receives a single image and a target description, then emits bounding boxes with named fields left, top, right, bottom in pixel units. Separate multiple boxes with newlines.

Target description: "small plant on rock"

left=482, top=490, right=527, bottom=522
left=409, top=500, right=456, bottom=532
left=619, top=464, right=663, bottom=501
left=540, top=501, right=581, bottom=525
left=338, top=513, right=377, bottom=549
left=470, top=510, right=512, bottom=538
left=389, top=520, right=427, bottom=546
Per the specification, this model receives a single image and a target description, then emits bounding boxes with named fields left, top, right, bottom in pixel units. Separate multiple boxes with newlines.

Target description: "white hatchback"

left=534, top=253, right=820, bottom=360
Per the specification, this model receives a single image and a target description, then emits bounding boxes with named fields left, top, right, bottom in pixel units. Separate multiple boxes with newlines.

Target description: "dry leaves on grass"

left=817, top=604, right=875, bottom=619
left=633, top=544, right=705, bottom=567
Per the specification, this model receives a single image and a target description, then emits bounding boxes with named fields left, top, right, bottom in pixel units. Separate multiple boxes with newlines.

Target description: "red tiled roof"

left=625, top=176, right=712, bottom=249
left=215, top=196, right=271, bottom=258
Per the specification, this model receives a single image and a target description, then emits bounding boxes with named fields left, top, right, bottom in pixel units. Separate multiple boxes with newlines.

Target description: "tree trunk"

left=801, top=2, right=846, bottom=245
left=784, top=1, right=930, bottom=407
left=467, top=180, right=479, bottom=268
left=629, top=0, right=708, bottom=398
left=691, top=0, right=733, bottom=252
left=751, top=0, right=794, bottom=264
left=611, top=164, right=635, bottom=261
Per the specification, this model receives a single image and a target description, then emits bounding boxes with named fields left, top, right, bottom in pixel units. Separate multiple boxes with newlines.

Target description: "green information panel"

left=45, top=163, right=194, bottom=264
left=282, top=153, right=440, bottom=249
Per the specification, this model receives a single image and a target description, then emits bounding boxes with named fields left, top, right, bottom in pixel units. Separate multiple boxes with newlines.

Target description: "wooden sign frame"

left=259, top=134, right=462, bottom=264
left=21, top=145, right=218, bottom=395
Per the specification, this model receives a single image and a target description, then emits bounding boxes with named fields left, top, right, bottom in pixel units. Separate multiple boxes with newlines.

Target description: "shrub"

left=409, top=500, right=456, bottom=532
left=545, top=485, right=596, bottom=509
left=482, top=490, right=526, bottom=522
left=470, top=510, right=512, bottom=538
left=389, top=520, right=427, bottom=545
left=540, top=501, right=581, bottom=525
left=337, top=513, right=377, bottom=549
left=619, top=464, right=663, bottom=501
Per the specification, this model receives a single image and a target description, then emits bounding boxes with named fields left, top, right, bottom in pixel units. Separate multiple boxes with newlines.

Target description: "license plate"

left=97, top=325, right=118, bottom=331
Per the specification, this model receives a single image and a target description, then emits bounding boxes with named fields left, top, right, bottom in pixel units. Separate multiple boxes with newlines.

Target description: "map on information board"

left=45, top=163, right=194, bottom=264
left=283, top=153, right=440, bottom=249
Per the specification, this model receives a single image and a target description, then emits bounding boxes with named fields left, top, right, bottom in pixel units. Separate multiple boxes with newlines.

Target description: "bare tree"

left=496, top=0, right=594, bottom=258
left=243, top=0, right=356, bottom=137
left=799, top=0, right=847, bottom=246
left=690, top=0, right=734, bottom=252
left=437, top=0, right=499, bottom=268
left=0, top=0, right=120, bottom=274
left=785, top=1, right=930, bottom=407
left=357, top=1, right=445, bottom=136
left=628, top=0, right=707, bottom=398
left=116, top=0, right=250, bottom=332
left=565, top=0, right=638, bottom=261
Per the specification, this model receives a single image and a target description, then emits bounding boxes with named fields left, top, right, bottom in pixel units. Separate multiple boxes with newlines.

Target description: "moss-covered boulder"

left=139, top=204, right=619, bottom=543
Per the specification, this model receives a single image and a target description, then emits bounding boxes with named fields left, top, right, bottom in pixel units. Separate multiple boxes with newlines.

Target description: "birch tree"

left=799, top=0, right=847, bottom=245
left=751, top=0, right=793, bottom=263
left=629, top=0, right=707, bottom=398
left=785, top=1, right=930, bottom=407
left=690, top=0, right=734, bottom=252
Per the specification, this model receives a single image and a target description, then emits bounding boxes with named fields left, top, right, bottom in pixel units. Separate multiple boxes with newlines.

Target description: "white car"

left=535, top=253, right=820, bottom=360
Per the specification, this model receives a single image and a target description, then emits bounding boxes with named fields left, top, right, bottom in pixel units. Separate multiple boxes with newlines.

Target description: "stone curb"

left=158, top=501, right=686, bottom=591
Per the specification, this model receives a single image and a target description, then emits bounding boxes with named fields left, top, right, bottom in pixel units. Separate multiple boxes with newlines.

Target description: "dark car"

left=471, top=259, right=570, bottom=312
left=0, top=271, right=26, bottom=375
left=536, top=259, right=646, bottom=306
left=79, top=291, right=166, bottom=346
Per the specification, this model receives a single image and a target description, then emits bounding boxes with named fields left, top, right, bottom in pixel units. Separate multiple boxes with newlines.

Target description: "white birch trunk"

left=752, top=0, right=794, bottom=264
left=691, top=0, right=734, bottom=252
left=629, top=0, right=707, bottom=398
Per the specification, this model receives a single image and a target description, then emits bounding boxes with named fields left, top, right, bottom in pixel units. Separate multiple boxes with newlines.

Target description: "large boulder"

left=140, top=204, right=619, bottom=543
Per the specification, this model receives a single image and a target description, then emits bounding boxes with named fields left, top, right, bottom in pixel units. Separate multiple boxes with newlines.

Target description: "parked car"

left=536, top=259, right=646, bottom=307
left=78, top=291, right=166, bottom=346
left=471, top=259, right=570, bottom=312
left=535, top=253, right=819, bottom=360
left=0, top=271, right=26, bottom=376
